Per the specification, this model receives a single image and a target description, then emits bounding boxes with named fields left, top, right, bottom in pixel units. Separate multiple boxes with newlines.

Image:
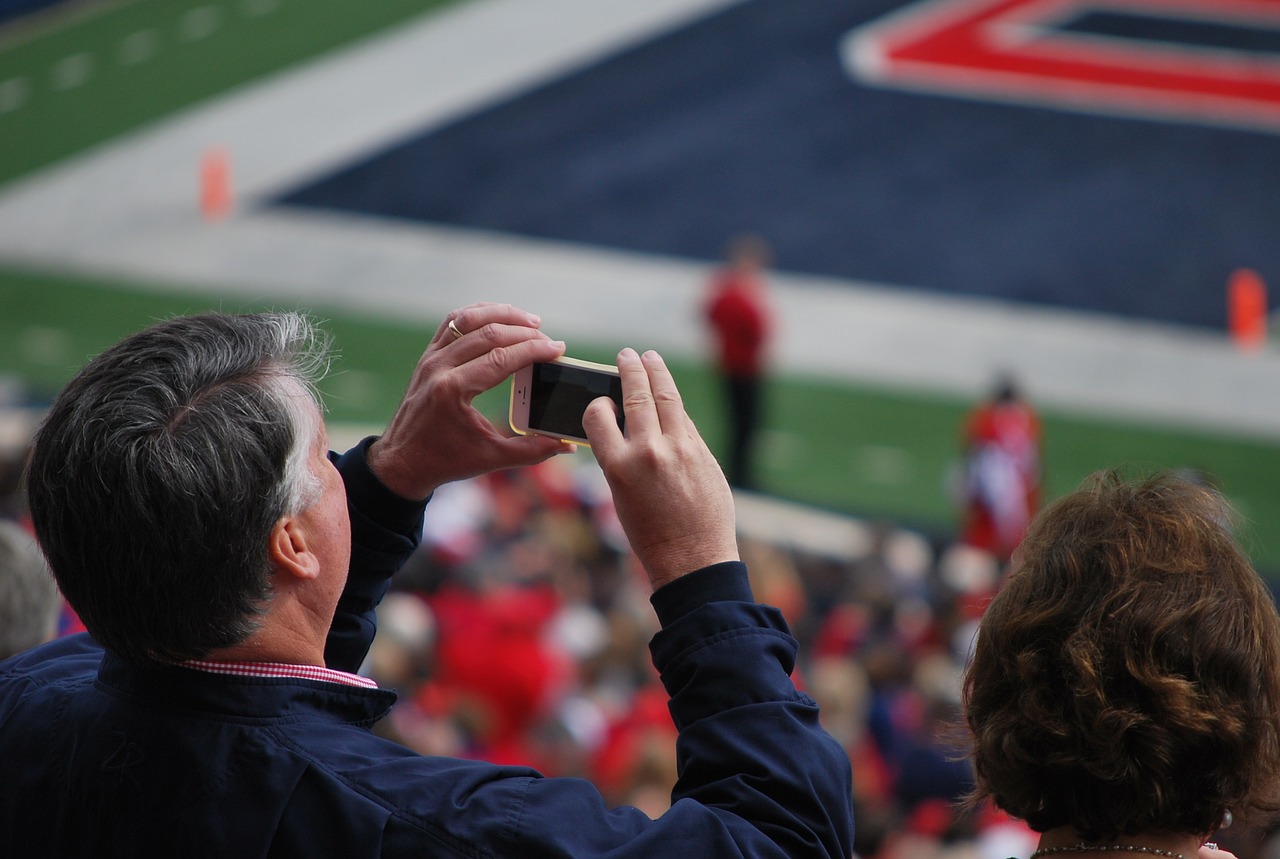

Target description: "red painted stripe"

left=847, top=0, right=1280, bottom=128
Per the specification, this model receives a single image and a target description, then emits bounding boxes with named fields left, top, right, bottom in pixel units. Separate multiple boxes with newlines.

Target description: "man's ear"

left=268, top=515, right=321, bottom=581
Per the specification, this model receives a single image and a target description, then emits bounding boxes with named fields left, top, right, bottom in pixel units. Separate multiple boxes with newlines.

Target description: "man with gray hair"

left=0, top=302, right=852, bottom=857
left=0, top=519, right=59, bottom=661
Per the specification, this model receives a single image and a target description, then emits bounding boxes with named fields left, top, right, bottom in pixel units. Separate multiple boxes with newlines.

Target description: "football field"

left=2, top=0, right=1280, bottom=567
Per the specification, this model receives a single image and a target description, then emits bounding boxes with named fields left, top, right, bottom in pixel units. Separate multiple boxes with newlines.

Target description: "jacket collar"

left=97, top=650, right=398, bottom=728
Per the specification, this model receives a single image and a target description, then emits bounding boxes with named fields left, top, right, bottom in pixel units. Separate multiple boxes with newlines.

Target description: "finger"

left=450, top=328, right=566, bottom=394
left=434, top=302, right=498, bottom=344
left=583, top=397, right=624, bottom=455
left=497, top=433, right=576, bottom=465
left=446, top=321, right=550, bottom=365
left=616, top=347, right=658, bottom=439
left=639, top=351, right=686, bottom=433
left=442, top=303, right=543, bottom=342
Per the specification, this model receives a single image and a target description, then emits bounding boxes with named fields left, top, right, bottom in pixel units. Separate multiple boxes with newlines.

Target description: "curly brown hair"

left=963, top=471, right=1280, bottom=840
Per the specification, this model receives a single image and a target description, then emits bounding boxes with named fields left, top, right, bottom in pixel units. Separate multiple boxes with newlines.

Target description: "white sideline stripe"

left=0, top=0, right=1277, bottom=441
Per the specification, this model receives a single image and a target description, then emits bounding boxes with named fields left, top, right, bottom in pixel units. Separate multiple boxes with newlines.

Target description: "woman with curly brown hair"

left=964, top=471, right=1280, bottom=859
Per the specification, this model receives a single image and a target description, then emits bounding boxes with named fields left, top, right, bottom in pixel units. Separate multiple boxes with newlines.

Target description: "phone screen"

left=528, top=361, right=624, bottom=440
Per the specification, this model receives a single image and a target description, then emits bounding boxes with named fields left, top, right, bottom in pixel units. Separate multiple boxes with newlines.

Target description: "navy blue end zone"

left=0, top=0, right=71, bottom=26
left=275, top=0, right=1280, bottom=330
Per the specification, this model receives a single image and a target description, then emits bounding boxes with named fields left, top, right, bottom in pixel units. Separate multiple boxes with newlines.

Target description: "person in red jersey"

left=959, top=374, right=1042, bottom=560
left=705, top=234, right=774, bottom=489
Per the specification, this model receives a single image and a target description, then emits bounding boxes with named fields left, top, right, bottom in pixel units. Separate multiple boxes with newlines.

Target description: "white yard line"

left=0, top=0, right=1276, bottom=441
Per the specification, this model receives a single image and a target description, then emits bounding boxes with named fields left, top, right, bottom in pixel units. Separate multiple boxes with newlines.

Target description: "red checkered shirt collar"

left=182, top=658, right=378, bottom=689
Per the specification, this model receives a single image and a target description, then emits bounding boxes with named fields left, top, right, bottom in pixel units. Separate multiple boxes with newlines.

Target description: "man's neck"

left=206, top=618, right=326, bottom=668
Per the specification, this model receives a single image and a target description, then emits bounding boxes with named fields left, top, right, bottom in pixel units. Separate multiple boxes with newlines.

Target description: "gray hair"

left=0, top=519, right=59, bottom=660
left=26, top=312, right=333, bottom=662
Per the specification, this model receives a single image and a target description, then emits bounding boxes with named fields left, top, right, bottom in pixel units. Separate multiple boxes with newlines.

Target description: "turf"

left=0, top=0, right=460, bottom=187
left=3, top=268, right=1278, bottom=572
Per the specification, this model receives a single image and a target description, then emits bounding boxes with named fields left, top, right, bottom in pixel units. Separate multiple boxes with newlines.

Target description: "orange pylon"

left=200, top=147, right=232, bottom=221
left=1227, top=268, right=1267, bottom=351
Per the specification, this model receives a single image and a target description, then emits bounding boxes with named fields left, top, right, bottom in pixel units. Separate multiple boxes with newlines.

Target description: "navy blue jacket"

left=0, top=441, right=854, bottom=857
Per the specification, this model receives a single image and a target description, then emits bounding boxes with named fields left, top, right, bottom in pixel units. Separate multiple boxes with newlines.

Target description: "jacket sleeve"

left=492, top=562, right=855, bottom=858
left=323, top=437, right=428, bottom=673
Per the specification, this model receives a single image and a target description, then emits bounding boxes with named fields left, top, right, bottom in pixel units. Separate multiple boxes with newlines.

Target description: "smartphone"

left=510, top=356, right=624, bottom=446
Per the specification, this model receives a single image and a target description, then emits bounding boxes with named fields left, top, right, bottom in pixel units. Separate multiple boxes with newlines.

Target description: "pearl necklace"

left=1030, top=846, right=1187, bottom=859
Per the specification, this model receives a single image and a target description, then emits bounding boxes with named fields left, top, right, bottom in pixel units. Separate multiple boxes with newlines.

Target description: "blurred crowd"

left=355, top=450, right=1042, bottom=859
left=0, top=382, right=1043, bottom=855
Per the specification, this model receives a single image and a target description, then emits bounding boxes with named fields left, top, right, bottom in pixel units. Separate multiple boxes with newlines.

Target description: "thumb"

left=583, top=397, right=623, bottom=455
left=498, top=434, right=577, bottom=469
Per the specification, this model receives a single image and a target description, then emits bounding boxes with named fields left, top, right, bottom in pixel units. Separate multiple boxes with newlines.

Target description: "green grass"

left=4, top=269, right=1279, bottom=572
left=0, top=0, right=461, bottom=186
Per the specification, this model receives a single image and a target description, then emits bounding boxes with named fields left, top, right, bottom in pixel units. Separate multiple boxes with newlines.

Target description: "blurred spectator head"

left=725, top=233, right=772, bottom=272
left=364, top=592, right=436, bottom=689
left=0, top=519, right=59, bottom=660
left=809, top=655, right=871, bottom=750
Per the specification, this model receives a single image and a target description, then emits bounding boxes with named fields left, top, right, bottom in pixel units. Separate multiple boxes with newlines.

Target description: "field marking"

left=0, top=78, right=28, bottom=113
left=49, top=51, right=92, bottom=90
left=843, top=0, right=1280, bottom=133
left=118, top=29, right=160, bottom=66
left=0, top=0, right=282, bottom=117
left=180, top=6, right=222, bottom=42
left=0, top=0, right=141, bottom=52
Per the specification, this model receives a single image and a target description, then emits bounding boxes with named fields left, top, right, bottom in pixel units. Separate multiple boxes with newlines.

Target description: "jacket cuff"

left=649, top=561, right=753, bottom=628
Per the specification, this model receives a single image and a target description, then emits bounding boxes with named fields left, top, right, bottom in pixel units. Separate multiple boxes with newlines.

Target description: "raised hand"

left=584, top=348, right=739, bottom=591
left=367, top=303, right=574, bottom=500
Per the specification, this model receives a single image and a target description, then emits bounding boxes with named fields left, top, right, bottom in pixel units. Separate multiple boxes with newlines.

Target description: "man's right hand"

left=583, top=348, right=739, bottom=592
left=367, top=303, right=574, bottom=501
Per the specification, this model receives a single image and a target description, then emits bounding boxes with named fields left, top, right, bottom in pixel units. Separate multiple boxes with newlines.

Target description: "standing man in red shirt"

left=705, top=234, right=774, bottom=489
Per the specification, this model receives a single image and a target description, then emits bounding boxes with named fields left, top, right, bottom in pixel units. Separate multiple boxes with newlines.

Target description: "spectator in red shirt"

left=705, top=234, right=774, bottom=489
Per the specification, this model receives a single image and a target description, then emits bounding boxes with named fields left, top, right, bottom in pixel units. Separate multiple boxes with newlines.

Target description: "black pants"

left=723, top=373, right=761, bottom=489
